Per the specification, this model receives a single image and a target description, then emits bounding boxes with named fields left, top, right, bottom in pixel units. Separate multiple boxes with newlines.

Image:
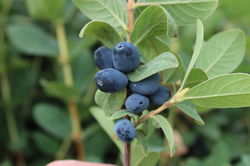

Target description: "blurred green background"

left=0, top=0, right=249, bottom=166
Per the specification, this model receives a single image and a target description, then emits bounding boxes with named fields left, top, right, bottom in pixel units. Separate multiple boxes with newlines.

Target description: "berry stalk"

left=124, top=0, right=135, bottom=166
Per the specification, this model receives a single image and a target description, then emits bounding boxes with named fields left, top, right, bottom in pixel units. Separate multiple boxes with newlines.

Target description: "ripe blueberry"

left=114, top=119, right=135, bottom=143
left=94, top=46, right=114, bottom=69
left=113, top=41, right=140, bottom=73
left=125, top=94, right=149, bottom=114
left=129, top=74, right=160, bottom=95
left=149, top=86, right=171, bottom=106
left=94, top=68, right=128, bottom=93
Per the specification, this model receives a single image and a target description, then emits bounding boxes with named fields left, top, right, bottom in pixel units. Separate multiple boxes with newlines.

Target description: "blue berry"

left=113, top=41, right=140, bottom=73
left=94, top=46, right=114, bottom=69
left=129, top=74, right=160, bottom=95
left=114, top=119, right=135, bottom=143
left=125, top=94, right=149, bottom=114
left=94, top=68, right=128, bottom=93
left=149, top=86, right=171, bottom=106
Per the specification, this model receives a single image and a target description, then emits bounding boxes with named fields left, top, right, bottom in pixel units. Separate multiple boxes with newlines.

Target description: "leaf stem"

left=55, top=19, right=84, bottom=160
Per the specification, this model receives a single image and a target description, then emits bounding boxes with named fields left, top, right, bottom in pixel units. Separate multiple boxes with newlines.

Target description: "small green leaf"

left=163, top=53, right=185, bottom=83
left=175, top=100, right=204, bottom=125
left=137, top=36, right=170, bottom=61
left=136, top=130, right=148, bottom=155
left=41, top=81, right=80, bottom=101
left=7, top=24, right=58, bottom=56
left=184, top=73, right=250, bottom=108
left=32, top=132, right=60, bottom=156
left=33, top=103, right=71, bottom=139
left=72, top=0, right=128, bottom=33
left=138, top=152, right=160, bottom=166
left=135, top=0, right=218, bottom=26
left=128, top=52, right=178, bottom=82
left=79, top=21, right=123, bottom=48
left=131, top=6, right=168, bottom=45
left=186, top=68, right=208, bottom=88
left=90, top=107, right=123, bottom=152
left=180, top=20, right=204, bottom=90
left=95, top=89, right=127, bottom=116
left=196, top=29, right=246, bottom=78
left=25, top=0, right=65, bottom=20
left=110, top=110, right=138, bottom=120
left=152, top=115, right=175, bottom=156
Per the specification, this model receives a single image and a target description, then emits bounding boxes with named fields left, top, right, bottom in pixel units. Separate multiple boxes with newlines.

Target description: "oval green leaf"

left=179, top=20, right=204, bottom=90
left=184, top=73, right=250, bottom=108
left=135, top=0, right=218, bottom=26
left=186, top=68, right=208, bottom=88
left=110, top=109, right=138, bottom=120
left=95, top=89, right=127, bottom=116
left=79, top=21, right=123, bottom=48
left=72, top=0, right=128, bottom=33
left=33, top=103, right=71, bottom=139
left=152, top=115, right=175, bottom=156
left=196, top=29, right=246, bottom=78
left=175, top=100, right=204, bottom=125
left=131, top=5, right=168, bottom=45
left=128, top=52, right=178, bottom=82
left=7, top=24, right=58, bottom=56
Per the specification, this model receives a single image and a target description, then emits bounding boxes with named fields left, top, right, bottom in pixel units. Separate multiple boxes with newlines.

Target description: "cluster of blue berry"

left=94, top=42, right=171, bottom=143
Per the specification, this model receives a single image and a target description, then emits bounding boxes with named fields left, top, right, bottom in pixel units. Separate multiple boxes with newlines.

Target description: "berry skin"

left=114, top=119, right=136, bottom=143
left=94, top=68, right=128, bottom=93
left=149, top=86, right=171, bottom=106
left=125, top=94, right=149, bottom=114
left=113, top=41, right=140, bottom=73
left=94, top=46, right=114, bottom=69
left=129, top=74, right=160, bottom=95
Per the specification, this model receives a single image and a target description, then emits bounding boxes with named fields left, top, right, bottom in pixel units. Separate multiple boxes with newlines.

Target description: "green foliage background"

left=0, top=0, right=249, bottom=166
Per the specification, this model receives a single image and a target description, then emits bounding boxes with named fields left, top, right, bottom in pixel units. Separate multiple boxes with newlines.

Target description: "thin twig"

left=55, top=19, right=84, bottom=160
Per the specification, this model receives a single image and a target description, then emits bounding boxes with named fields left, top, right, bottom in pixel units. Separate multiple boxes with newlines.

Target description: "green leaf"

left=41, top=81, right=80, bottom=101
left=72, top=0, right=128, bottom=33
left=79, top=21, right=123, bottom=48
left=203, top=141, right=230, bottom=166
left=33, top=103, right=71, bottom=139
left=110, top=110, right=138, bottom=120
left=7, top=24, right=58, bottom=56
left=138, top=152, right=160, bottom=166
left=152, top=115, right=175, bottom=156
left=135, top=0, right=218, bottom=26
left=137, top=36, right=170, bottom=61
left=184, top=73, right=250, bottom=108
left=128, top=52, right=178, bottom=82
left=131, top=6, right=168, bottom=45
left=136, top=130, right=148, bottom=155
left=175, top=100, right=204, bottom=125
left=32, top=132, right=60, bottom=156
left=90, top=107, right=123, bottom=152
left=179, top=20, right=204, bottom=90
left=196, top=29, right=246, bottom=78
left=186, top=68, right=208, bottom=88
left=95, top=89, right=127, bottom=116
left=25, top=0, right=65, bottom=20
left=163, top=53, right=185, bottom=83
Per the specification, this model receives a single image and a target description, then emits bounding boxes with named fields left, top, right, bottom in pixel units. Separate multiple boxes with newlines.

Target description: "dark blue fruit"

left=94, top=68, right=128, bottom=93
left=94, top=46, right=114, bottom=69
left=125, top=94, right=149, bottom=114
left=114, top=119, right=135, bottom=143
left=129, top=74, right=160, bottom=95
left=149, top=86, right=171, bottom=106
left=113, top=41, right=140, bottom=73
